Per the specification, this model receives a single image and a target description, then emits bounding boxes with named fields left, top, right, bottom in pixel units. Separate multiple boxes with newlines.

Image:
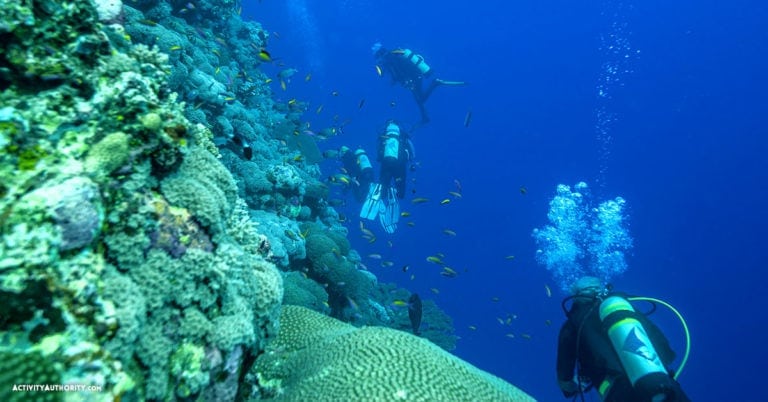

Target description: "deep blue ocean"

left=243, top=1, right=767, bottom=400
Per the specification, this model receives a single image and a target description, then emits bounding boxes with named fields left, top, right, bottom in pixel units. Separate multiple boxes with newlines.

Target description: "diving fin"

left=379, top=188, right=400, bottom=234
left=435, top=78, right=466, bottom=86
left=360, top=183, right=383, bottom=221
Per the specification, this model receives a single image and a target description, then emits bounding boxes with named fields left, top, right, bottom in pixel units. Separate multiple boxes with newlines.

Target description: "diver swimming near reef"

left=556, top=277, right=691, bottom=402
left=359, top=121, right=414, bottom=234
left=372, top=42, right=465, bottom=125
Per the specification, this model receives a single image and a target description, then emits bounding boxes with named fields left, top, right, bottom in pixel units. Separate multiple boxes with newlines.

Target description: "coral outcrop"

left=252, top=306, right=536, bottom=401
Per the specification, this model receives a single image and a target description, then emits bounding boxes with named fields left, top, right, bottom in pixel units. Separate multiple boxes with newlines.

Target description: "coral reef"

left=250, top=306, right=535, bottom=401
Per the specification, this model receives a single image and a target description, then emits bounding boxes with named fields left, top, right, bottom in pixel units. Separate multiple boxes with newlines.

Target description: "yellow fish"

left=265, top=78, right=273, bottom=84
left=411, top=197, right=429, bottom=204
left=258, top=49, right=272, bottom=62
left=293, top=154, right=304, bottom=162
left=426, top=256, right=444, bottom=265
left=440, top=267, right=458, bottom=278
left=440, top=198, right=451, bottom=205
left=400, top=211, right=411, bottom=217
left=391, top=300, right=408, bottom=307
left=169, top=45, right=182, bottom=51
left=280, top=79, right=287, bottom=91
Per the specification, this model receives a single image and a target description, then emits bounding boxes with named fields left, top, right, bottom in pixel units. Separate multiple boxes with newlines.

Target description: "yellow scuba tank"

left=402, top=49, right=431, bottom=75
left=599, top=296, right=674, bottom=400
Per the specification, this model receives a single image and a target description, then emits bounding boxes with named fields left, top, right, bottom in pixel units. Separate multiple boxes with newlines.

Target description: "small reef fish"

left=411, top=197, right=429, bottom=204
left=258, top=49, right=272, bottom=62
left=390, top=100, right=397, bottom=107
left=545, top=284, right=552, bottom=298
left=426, top=256, right=444, bottom=265
left=315, top=104, right=324, bottom=114
left=430, top=288, right=440, bottom=295
left=440, top=198, right=451, bottom=205
left=408, top=293, right=422, bottom=335
left=406, top=222, right=416, bottom=227
left=401, top=265, right=410, bottom=273
left=468, top=326, right=477, bottom=331
left=280, top=79, right=286, bottom=91
left=454, top=179, right=462, bottom=193
left=448, top=191, right=462, bottom=199
left=305, top=72, right=312, bottom=82
left=440, top=267, right=458, bottom=278
left=367, top=253, right=382, bottom=260
left=138, top=19, right=158, bottom=26
left=400, top=211, right=411, bottom=217
left=391, top=49, right=406, bottom=55
left=442, top=229, right=457, bottom=236
left=169, top=45, right=182, bottom=51
left=264, top=78, right=273, bottom=84
left=520, top=186, right=528, bottom=195
left=392, top=300, right=408, bottom=307
left=380, top=261, right=394, bottom=268
left=505, top=255, right=516, bottom=260
left=464, top=110, right=473, bottom=127
left=545, top=319, right=552, bottom=326
left=375, top=65, right=383, bottom=76
left=358, top=98, right=366, bottom=109
left=521, top=334, right=532, bottom=340
left=491, top=297, right=500, bottom=302
left=505, top=333, right=516, bottom=339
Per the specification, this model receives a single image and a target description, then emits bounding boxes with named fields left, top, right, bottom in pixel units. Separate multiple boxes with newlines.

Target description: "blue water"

left=243, top=1, right=767, bottom=400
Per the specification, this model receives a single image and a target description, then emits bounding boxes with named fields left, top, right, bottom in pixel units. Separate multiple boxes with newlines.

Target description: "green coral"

left=253, top=306, right=535, bottom=401
left=170, top=343, right=209, bottom=398
left=84, top=131, right=130, bottom=175
left=0, top=349, right=62, bottom=402
left=282, top=271, right=329, bottom=313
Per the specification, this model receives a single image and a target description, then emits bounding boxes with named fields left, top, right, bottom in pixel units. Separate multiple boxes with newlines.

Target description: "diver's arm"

left=556, top=322, right=579, bottom=397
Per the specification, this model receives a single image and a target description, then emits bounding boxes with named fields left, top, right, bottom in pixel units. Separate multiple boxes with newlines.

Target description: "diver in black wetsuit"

left=372, top=42, right=465, bottom=124
left=557, top=277, right=690, bottom=402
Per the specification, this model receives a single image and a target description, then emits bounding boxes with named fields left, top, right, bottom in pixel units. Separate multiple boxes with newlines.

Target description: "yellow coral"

left=255, top=306, right=536, bottom=401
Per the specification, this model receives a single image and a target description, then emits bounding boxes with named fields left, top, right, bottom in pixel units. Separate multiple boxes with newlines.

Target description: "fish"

left=464, top=110, right=473, bottom=127
left=138, top=19, right=158, bottom=26
left=375, top=65, right=383, bottom=76
left=448, top=191, right=462, bottom=198
left=497, top=317, right=505, bottom=325
left=380, top=261, right=394, bottom=268
left=292, top=154, right=304, bottom=162
left=440, top=267, right=458, bottom=278
left=440, top=198, right=451, bottom=205
left=258, top=49, right=272, bottom=62
left=411, top=197, right=429, bottom=204
left=430, top=288, right=440, bottom=294
left=368, top=253, right=382, bottom=260
left=491, top=297, right=500, bottom=302
left=264, top=78, right=273, bottom=84
left=169, top=45, right=182, bottom=51
left=410, top=274, right=416, bottom=281
left=545, top=319, right=552, bottom=326
left=392, top=300, right=408, bottom=307
left=391, top=49, right=406, bottom=55
left=278, top=68, right=298, bottom=80
left=408, top=293, right=422, bottom=336
left=520, top=186, right=528, bottom=195
left=390, top=100, right=397, bottom=107
left=406, top=222, right=416, bottom=227
left=468, top=325, right=477, bottom=331
left=358, top=98, right=366, bottom=109
left=401, top=265, right=410, bottom=273
left=521, top=333, right=532, bottom=340
left=426, top=256, right=444, bottom=265
left=505, top=255, right=516, bottom=260
left=454, top=179, right=462, bottom=193
left=280, top=79, right=286, bottom=91
left=331, top=91, right=339, bottom=96
left=316, top=104, right=324, bottom=114
left=400, top=211, right=411, bottom=217
left=442, top=229, right=457, bottom=236
left=545, top=284, right=552, bottom=298
left=288, top=99, right=297, bottom=106
left=305, top=72, right=312, bottom=82
left=505, top=333, right=515, bottom=339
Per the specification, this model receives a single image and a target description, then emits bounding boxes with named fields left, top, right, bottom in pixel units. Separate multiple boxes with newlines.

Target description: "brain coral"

left=253, top=305, right=536, bottom=401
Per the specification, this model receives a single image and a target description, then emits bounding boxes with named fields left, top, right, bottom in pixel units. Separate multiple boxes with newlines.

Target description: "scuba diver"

left=339, top=146, right=374, bottom=203
left=372, top=42, right=465, bottom=124
left=360, top=121, right=414, bottom=234
left=557, top=277, right=691, bottom=402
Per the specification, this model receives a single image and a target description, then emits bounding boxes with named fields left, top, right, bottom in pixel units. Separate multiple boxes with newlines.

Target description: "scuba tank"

left=401, top=49, right=431, bottom=75
left=383, top=123, right=400, bottom=160
left=355, top=149, right=372, bottom=170
left=599, top=296, right=676, bottom=401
